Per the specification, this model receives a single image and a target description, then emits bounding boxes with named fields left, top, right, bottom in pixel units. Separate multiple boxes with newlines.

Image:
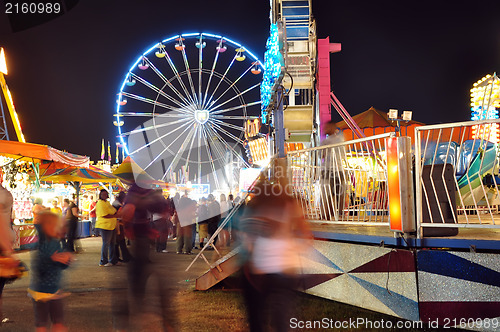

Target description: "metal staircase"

left=194, top=246, right=242, bottom=291
left=186, top=163, right=271, bottom=290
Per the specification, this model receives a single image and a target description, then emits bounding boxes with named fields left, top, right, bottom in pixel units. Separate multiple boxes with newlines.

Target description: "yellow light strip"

left=386, top=137, right=402, bottom=232
left=0, top=48, right=7, bottom=75
left=0, top=73, right=26, bottom=142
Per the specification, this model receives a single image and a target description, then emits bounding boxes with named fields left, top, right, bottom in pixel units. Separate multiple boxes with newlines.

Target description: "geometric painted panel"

left=299, top=240, right=419, bottom=321
left=417, top=250, right=500, bottom=324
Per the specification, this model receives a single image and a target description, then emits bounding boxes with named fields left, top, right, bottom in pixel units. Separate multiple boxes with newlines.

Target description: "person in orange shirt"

left=33, top=198, right=49, bottom=226
left=89, top=196, right=97, bottom=237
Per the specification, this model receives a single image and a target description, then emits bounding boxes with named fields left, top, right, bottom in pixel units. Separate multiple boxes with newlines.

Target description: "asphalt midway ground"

left=1, top=237, right=210, bottom=331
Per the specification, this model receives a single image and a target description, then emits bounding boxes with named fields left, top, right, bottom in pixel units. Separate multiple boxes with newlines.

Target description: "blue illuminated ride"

left=114, top=33, right=263, bottom=187
left=260, top=23, right=284, bottom=123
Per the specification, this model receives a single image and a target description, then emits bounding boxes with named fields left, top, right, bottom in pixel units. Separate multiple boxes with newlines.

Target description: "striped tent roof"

left=39, top=162, right=118, bottom=184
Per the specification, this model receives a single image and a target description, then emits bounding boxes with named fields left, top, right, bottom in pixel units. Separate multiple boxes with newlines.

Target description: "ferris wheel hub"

left=194, top=109, right=209, bottom=124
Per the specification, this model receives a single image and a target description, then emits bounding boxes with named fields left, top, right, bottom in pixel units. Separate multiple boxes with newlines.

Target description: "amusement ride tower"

left=260, top=0, right=341, bottom=158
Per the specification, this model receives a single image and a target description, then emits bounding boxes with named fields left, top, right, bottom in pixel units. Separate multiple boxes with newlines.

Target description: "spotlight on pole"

left=388, top=109, right=399, bottom=120
left=402, top=111, right=413, bottom=121
left=388, top=109, right=412, bottom=135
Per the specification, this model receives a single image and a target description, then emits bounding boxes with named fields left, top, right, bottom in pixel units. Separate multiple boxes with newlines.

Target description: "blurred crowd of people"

left=174, top=192, right=238, bottom=255
left=0, top=169, right=314, bottom=331
left=90, top=189, right=242, bottom=267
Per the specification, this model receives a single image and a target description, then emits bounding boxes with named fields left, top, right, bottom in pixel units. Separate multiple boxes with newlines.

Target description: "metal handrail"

left=185, top=160, right=272, bottom=272
left=287, top=133, right=391, bottom=224
left=416, top=118, right=500, bottom=131
left=414, top=120, right=500, bottom=238
left=287, top=132, right=393, bottom=155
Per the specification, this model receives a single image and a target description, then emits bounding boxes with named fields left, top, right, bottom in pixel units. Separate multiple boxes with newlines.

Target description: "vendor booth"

left=0, top=140, right=90, bottom=248
left=39, top=163, right=120, bottom=238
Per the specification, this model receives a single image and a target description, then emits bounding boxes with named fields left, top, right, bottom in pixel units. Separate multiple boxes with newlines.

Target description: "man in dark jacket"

left=206, top=194, right=221, bottom=240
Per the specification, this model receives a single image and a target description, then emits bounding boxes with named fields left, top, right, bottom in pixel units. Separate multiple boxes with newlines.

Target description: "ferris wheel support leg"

left=0, top=92, right=9, bottom=140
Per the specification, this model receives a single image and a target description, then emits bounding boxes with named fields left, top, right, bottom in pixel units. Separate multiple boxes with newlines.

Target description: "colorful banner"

left=101, top=139, right=105, bottom=160
left=115, top=144, right=119, bottom=164
left=107, top=141, right=111, bottom=162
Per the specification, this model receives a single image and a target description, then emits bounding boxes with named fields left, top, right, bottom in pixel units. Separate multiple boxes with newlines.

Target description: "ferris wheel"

left=114, top=33, right=263, bottom=188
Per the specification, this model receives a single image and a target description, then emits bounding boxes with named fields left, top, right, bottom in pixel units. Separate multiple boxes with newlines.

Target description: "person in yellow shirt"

left=95, top=189, right=118, bottom=267
left=50, top=200, right=62, bottom=216
left=81, top=195, right=90, bottom=220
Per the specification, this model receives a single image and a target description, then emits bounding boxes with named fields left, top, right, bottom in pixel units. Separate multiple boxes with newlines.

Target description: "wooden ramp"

left=195, top=246, right=242, bottom=291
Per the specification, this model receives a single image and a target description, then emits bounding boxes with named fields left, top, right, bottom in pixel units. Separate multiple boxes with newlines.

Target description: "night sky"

left=0, top=0, right=499, bottom=161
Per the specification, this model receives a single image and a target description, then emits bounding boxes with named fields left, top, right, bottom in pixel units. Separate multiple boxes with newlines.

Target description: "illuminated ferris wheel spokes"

left=115, top=33, right=263, bottom=187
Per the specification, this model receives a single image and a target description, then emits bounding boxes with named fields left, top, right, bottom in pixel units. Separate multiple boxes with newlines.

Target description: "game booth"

left=39, top=163, right=122, bottom=238
left=0, top=140, right=90, bottom=249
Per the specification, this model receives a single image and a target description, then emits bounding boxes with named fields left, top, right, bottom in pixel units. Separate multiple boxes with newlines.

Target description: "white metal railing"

left=185, top=160, right=272, bottom=272
left=414, top=119, right=500, bottom=235
left=287, top=133, right=393, bottom=224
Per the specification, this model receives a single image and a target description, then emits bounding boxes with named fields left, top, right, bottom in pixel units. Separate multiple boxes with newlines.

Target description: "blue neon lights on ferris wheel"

left=115, top=32, right=264, bottom=155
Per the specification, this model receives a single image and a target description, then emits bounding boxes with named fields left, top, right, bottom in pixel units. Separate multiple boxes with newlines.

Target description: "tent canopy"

left=39, top=162, right=118, bottom=184
left=37, top=163, right=120, bottom=206
left=113, top=156, right=173, bottom=189
left=113, top=156, right=150, bottom=183
left=336, top=107, right=424, bottom=130
left=0, top=140, right=89, bottom=167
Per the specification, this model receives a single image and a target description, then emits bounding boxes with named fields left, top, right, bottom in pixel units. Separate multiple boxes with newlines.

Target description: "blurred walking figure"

left=0, top=171, right=17, bottom=325
left=33, top=198, right=49, bottom=228
left=206, top=194, right=220, bottom=245
left=172, top=192, right=180, bottom=206
left=115, top=183, right=175, bottom=331
left=63, top=197, right=79, bottom=253
left=230, top=196, right=243, bottom=242
left=175, top=195, right=196, bottom=254
left=153, top=194, right=173, bottom=253
left=320, top=121, right=347, bottom=220
left=227, top=194, right=235, bottom=208
left=28, top=212, right=73, bottom=332
left=95, top=190, right=118, bottom=267
left=113, top=192, right=132, bottom=262
left=240, top=179, right=312, bottom=332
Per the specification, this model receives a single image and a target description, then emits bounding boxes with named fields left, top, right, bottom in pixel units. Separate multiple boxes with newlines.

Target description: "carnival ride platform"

left=193, top=219, right=500, bottom=330
left=194, top=220, right=500, bottom=293
left=309, top=222, right=500, bottom=251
